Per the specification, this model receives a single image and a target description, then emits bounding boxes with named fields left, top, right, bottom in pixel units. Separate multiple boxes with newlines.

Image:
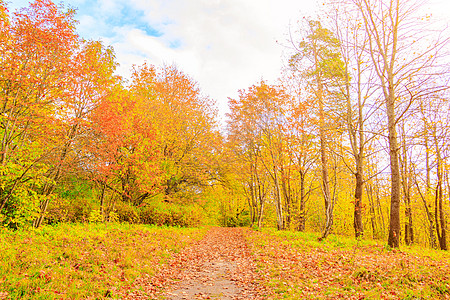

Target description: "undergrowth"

left=245, top=228, right=450, bottom=299
left=0, top=223, right=207, bottom=299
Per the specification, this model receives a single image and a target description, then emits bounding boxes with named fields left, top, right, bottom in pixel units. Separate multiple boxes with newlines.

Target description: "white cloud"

left=102, top=0, right=320, bottom=121
left=8, top=0, right=450, bottom=124
left=6, top=0, right=319, bottom=122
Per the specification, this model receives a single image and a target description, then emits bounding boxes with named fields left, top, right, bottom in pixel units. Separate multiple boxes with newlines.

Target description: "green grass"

left=244, top=228, right=450, bottom=299
left=0, top=223, right=207, bottom=299
left=263, top=228, right=381, bottom=249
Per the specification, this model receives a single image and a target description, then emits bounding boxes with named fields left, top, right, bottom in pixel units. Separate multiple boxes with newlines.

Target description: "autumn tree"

left=227, top=98, right=269, bottom=229
left=34, top=40, right=119, bottom=227
left=87, top=85, right=163, bottom=218
left=227, top=81, right=294, bottom=230
left=280, top=72, right=319, bottom=231
left=129, top=64, right=219, bottom=203
left=322, top=1, right=387, bottom=239
left=0, top=0, right=79, bottom=228
left=349, top=0, right=449, bottom=247
left=289, top=19, right=346, bottom=240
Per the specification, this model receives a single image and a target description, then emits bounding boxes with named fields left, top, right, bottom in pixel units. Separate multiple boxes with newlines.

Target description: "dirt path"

left=125, top=227, right=269, bottom=299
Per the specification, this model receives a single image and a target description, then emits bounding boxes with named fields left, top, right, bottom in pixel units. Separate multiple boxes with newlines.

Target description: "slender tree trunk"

left=35, top=198, right=51, bottom=227
left=310, top=36, right=333, bottom=240
left=415, top=179, right=436, bottom=249
left=248, top=177, right=255, bottom=227
left=435, top=153, right=447, bottom=250
left=258, top=196, right=265, bottom=229
left=100, top=181, right=106, bottom=220
left=421, top=114, right=436, bottom=248
left=355, top=0, right=403, bottom=248
left=386, top=83, right=401, bottom=248
left=404, top=198, right=413, bottom=245
left=354, top=169, right=364, bottom=238
left=273, top=167, right=284, bottom=230
left=366, top=184, right=378, bottom=239
left=298, top=171, right=306, bottom=231
left=250, top=158, right=260, bottom=226
left=253, top=155, right=264, bottom=229
left=399, top=127, right=413, bottom=246
left=343, top=54, right=365, bottom=239
left=317, top=80, right=333, bottom=241
left=256, top=172, right=264, bottom=228
left=252, top=182, right=258, bottom=226
left=281, top=164, right=291, bottom=229
left=374, top=174, right=386, bottom=237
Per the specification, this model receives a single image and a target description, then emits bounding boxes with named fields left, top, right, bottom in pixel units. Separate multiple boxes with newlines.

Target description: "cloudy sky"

left=8, top=0, right=450, bottom=123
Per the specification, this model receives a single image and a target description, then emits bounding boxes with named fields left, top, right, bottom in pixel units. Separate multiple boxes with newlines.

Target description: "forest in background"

left=1, top=0, right=450, bottom=251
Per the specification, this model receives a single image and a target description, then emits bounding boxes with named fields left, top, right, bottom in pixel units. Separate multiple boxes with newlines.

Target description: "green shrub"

left=179, top=205, right=203, bottom=227
left=46, top=196, right=94, bottom=224
left=114, top=201, right=140, bottom=223
left=138, top=202, right=203, bottom=227
left=108, top=211, right=119, bottom=222
left=218, top=210, right=251, bottom=227
left=138, top=204, right=157, bottom=224
left=45, top=177, right=97, bottom=224
left=0, top=189, right=41, bottom=229
left=88, top=210, right=104, bottom=223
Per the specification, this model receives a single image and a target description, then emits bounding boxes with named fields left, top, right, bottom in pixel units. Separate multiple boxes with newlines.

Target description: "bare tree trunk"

left=435, top=180, right=447, bottom=250
left=315, top=54, right=333, bottom=240
left=374, top=173, right=386, bottom=238
left=420, top=103, right=437, bottom=249
left=258, top=197, right=265, bottom=229
left=399, top=125, right=413, bottom=246
left=318, top=90, right=333, bottom=240
left=298, top=171, right=306, bottom=231
left=415, top=178, right=437, bottom=249
left=100, top=181, right=106, bottom=221
left=353, top=0, right=407, bottom=248
left=281, top=164, right=292, bottom=229
left=404, top=198, right=413, bottom=245
left=386, top=86, right=402, bottom=248
left=435, top=149, right=447, bottom=250
left=354, top=169, right=364, bottom=238
left=273, top=167, right=284, bottom=230
left=366, top=184, right=378, bottom=239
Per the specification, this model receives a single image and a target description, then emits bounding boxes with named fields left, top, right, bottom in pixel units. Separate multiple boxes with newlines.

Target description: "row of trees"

left=0, top=0, right=219, bottom=229
left=225, top=0, right=450, bottom=249
left=2, top=0, right=449, bottom=251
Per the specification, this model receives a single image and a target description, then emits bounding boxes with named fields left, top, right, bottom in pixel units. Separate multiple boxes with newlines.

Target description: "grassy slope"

left=244, top=228, right=450, bottom=300
left=0, top=223, right=207, bottom=299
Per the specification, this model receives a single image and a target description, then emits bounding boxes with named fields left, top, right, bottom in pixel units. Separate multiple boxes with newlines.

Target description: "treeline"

left=2, top=0, right=450, bottom=251
left=224, top=0, right=450, bottom=249
left=0, top=0, right=220, bottom=229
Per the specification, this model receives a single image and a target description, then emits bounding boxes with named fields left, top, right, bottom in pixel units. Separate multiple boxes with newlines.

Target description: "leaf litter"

left=122, top=227, right=271, bottom=299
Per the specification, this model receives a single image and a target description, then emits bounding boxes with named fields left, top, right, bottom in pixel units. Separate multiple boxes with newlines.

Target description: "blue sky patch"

left=169, top=39, right=182, bottom=49
left=8, top=0, right=164, bottom=40
left=100, top=3, right=162, bottom=38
